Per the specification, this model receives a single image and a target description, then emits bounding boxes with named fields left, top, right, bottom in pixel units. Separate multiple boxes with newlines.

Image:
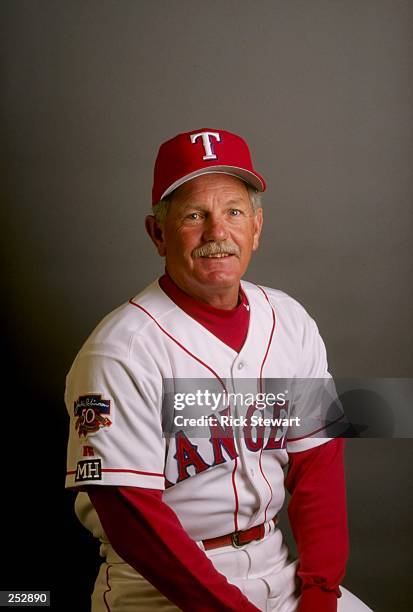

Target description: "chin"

left=196, top=270, right=240, bottom=287
left=195, top=258, right=242, bottom=280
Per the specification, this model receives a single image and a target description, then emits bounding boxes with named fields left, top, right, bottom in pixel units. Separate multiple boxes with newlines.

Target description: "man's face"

left=146, top=173, right=263, bottom=305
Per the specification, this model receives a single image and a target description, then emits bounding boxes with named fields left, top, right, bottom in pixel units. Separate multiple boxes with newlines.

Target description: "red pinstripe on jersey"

left=128, top=297, right=241, bottom=526
left=128, top=298, right=227, bottom=388
left=258, top=451, right=274, bottom=524
left=254, top=284, right=276, bottom=393
left=286, top=413, right=346, bottom=442
left=231, top=458, right=240, bottom=532
left=66, top=468, right=164, bottom=477
left=254, top=284, right=277, bottom=520
left=128, top=285, right=277, bottom=533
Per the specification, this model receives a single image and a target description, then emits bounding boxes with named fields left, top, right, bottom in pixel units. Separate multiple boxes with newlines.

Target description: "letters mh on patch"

left=75, top=459, right=102, bottom=482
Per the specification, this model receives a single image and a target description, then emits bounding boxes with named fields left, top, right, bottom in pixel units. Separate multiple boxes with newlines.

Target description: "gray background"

left=2, top=1, right=412, bottom=610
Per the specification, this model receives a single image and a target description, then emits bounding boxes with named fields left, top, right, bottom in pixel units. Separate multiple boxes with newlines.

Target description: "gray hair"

left=152, top=184, right=262, bottom=226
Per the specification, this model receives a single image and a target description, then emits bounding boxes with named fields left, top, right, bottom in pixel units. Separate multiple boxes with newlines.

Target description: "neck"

left=166, top=270, right=240, bottom=310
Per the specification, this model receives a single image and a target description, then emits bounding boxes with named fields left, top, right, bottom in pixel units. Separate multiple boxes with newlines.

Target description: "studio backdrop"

left=1, top=1, right=412, bottom=611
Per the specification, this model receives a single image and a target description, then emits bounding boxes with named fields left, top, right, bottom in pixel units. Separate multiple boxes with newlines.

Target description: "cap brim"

left=160, top=165, right=266, bottom=200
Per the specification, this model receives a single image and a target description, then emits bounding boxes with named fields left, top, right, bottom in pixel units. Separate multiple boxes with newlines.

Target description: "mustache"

left=192, top=241, right=240, bottom=258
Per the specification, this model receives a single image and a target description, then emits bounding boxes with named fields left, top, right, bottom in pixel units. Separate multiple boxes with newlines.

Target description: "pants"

left=91, top=525, right=373, bottom=611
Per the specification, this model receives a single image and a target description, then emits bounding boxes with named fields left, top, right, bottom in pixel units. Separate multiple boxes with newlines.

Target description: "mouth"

left=192, top=241, right=240, bottom=259
left=200, top=253, right=234, bottom=258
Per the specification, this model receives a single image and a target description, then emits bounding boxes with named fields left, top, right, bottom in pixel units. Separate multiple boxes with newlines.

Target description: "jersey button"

left=237, top=362, right=244, bottom=370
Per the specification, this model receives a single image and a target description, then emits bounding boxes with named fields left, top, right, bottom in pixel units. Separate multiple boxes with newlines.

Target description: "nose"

left=202, top=214, right=228, bottom=242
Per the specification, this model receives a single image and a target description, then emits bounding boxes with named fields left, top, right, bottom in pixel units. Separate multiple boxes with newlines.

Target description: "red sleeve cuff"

left=298, top=587, right=338, bottom=612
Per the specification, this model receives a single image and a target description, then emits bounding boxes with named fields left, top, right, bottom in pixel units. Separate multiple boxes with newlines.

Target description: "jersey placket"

left=228, top=284, right=277, bottom=529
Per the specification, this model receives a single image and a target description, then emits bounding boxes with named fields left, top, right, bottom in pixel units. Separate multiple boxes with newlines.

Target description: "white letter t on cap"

left=190, top=131, right=221, bottom=160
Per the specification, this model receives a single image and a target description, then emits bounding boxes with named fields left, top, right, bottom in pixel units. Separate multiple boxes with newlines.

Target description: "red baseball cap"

left=152, top=128, right=266, bottom=205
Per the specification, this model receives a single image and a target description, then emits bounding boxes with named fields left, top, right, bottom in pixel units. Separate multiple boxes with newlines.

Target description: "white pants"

left=91, top=526, right=373, bottom=611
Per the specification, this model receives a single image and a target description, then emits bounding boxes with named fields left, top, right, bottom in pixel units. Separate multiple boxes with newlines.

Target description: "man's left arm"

left=285, top=308, right=349, bottom=612
left=286, top=435, right=348, bottom=612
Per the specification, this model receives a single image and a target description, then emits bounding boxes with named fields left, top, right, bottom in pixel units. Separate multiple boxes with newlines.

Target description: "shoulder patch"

left=74, top=394, right=112, bottom=437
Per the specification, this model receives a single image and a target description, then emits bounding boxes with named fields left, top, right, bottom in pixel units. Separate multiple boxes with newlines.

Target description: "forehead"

left=170, top=173, right=250, bottom=206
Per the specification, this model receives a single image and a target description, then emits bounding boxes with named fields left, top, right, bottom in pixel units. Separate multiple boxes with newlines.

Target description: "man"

left=65, top=128, right=372, bottom=611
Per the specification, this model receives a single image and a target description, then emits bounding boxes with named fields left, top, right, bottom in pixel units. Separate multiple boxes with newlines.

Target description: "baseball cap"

left=152, top=128, right=266, bottom=205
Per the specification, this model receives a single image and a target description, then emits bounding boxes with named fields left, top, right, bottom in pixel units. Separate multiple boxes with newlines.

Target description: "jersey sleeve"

left=65, top=342, right=166, bottom=490
left=286, top=310, right=346, bottom=453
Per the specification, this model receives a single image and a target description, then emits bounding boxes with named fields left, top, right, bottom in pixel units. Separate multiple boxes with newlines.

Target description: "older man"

left=65, top=128, right=371, bottom=611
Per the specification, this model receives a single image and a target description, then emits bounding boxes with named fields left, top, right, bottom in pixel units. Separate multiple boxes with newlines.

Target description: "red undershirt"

left=159, top=271, right=250, bottom=353
left=88, top=273, right=348, bottom=611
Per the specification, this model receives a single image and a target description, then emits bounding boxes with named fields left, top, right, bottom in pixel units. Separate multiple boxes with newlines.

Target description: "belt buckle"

left=231, top=531, right=243, bottom=548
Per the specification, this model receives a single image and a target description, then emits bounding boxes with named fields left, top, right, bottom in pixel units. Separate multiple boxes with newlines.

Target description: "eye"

left=185, top=212, right=201, bottom=220
left=229, top=209, right=242, bottom=216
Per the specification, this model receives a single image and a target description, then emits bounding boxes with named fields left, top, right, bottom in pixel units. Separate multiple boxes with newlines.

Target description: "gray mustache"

left=192, top=241, right=240, bottom=258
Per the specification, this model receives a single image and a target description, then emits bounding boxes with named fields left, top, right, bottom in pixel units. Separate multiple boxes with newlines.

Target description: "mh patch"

left=74, top=394, right=112, bottom=438
left=75, top=459, right=102, bottom=482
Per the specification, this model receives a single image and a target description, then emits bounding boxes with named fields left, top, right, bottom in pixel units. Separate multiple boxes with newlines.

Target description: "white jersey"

left=65, top=279, right=334, bottom=542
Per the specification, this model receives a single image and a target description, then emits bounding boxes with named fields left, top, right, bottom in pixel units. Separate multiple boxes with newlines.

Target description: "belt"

left=202, top=517, right=278, bottom=551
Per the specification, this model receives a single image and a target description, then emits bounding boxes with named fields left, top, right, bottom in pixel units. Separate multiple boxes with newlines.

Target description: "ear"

left=252, top=207, right=263, bottom=251
left=145, top=215, right=167, bottom=257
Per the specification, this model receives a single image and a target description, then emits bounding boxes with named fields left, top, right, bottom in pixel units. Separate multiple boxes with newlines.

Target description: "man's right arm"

left=66, top=346, right=258, bottom=610
left=88, top=485, right=260, bottom=612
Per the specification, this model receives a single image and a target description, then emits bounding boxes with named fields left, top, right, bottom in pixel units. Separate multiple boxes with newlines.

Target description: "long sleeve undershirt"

left=88, top=485, right=259, bottom=611
left=286, top=438, right=349, bottom=611
left=88, top=438, right=347, bottom=612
